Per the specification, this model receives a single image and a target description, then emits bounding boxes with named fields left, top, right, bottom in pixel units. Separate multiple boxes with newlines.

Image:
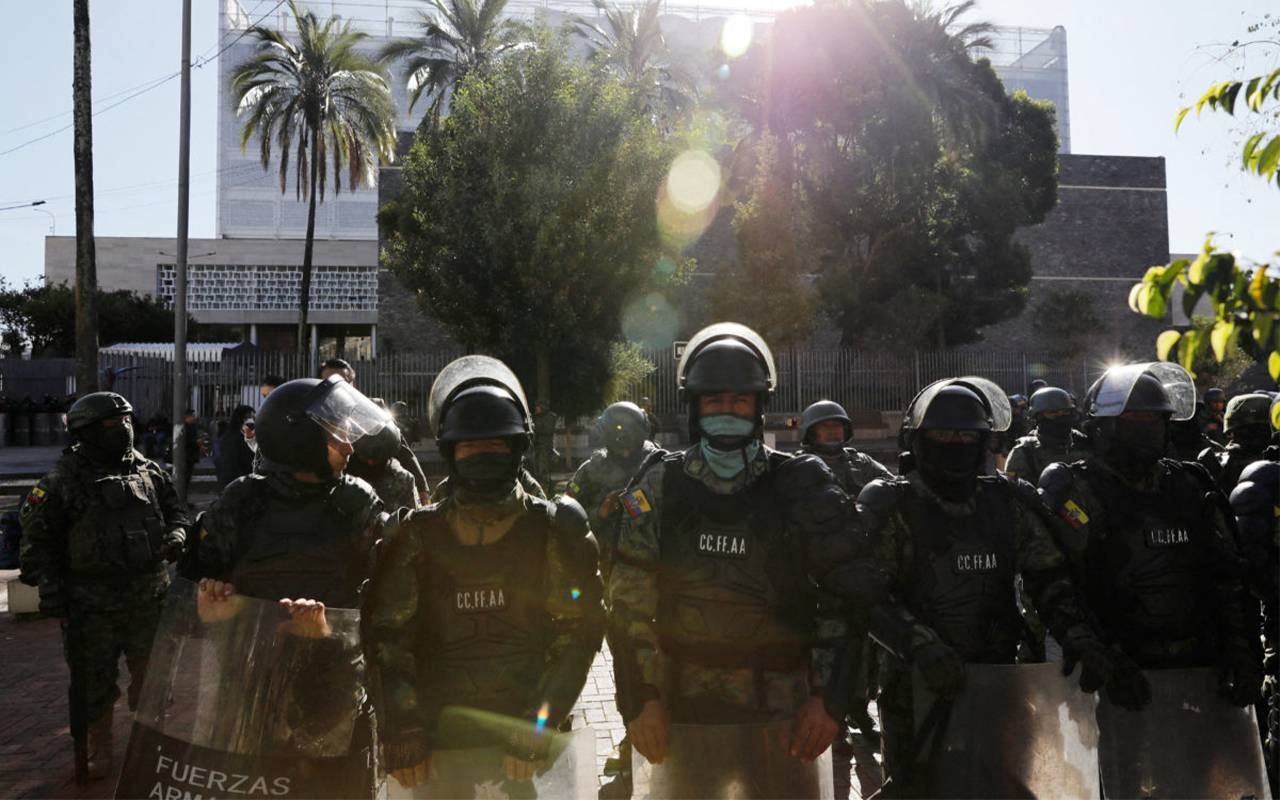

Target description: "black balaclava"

left=1036, top=415, right=1074, bottom=447
left=78, top=418, right=134, bottom=464
left=915, top=434, right=985, bottom=502
left=452, top=444, right=521, bottom=504
left=1229, top=423, right=1273, bottom=455
left=1100, top=417, right=1167, bottom=480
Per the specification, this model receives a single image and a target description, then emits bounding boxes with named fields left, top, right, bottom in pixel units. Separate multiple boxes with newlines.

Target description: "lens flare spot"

left=623, top=292, right=680, bottom=349
left=666, top=150, right=721, bottom=215
left=535, top=702, right=551, bottom=731
left=717, top=63, right=731, bottom=81
left=570, top=587, right=582, bottom=600
left=720, top=15, right=754, bottom=59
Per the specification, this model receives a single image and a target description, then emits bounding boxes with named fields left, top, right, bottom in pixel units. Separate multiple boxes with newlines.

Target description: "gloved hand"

left=158, top=529, right=186, bottom=563
left=1104, top=647, right=1151, bottom=710
left=1060, top=629, right=1114, bottom=693
left=912, top=640, right=965, bottom=697
left=1219, top=642, right=1263, bottom=707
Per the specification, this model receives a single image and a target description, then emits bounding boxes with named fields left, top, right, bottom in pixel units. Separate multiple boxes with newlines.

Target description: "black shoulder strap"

left=625, top=447, right=677, bottom=492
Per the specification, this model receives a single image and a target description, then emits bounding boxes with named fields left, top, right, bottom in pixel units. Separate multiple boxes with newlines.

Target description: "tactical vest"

left=68, top=464, right=168, bottom=577
left=414, top=508, right=552, bottom=727
left=900, top=478, right=1021, bottom=663
left=1077, top=463, right=1214, bottom=663
left=230, top=482, right=367, bottom=607
left=655, top=452, right=810, bottom=671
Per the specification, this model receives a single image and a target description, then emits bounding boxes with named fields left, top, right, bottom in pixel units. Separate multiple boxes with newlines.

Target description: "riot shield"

left=115, top=578, right=373, bottom=800
left=1097, top=667, right=1271, bottom=799
left=909, top=662, right=1100, bottom=798
left=632, top=722, right=835, bottom=799
left=383, top=707, right=594, bottom=800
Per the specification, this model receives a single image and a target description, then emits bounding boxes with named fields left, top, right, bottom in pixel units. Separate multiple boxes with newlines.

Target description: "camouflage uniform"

left=19, top=447, right=190, bottom=723
left=797, top=445, right=893, bottom=496
left=859, top=470, right=1092, bottom=789
left=1038, top=457, right=1251, bottom=670
left=566, top=440, right=659, bottom=581
left=1198, top=442, right=1270, bottom=495
left=363, top=484, right=605, bottom=772
left=349, top=456, right=421, bottom=514
left=1004, top=430, right=1090, bottom=485
left=609, top=444, right=846, bottom=724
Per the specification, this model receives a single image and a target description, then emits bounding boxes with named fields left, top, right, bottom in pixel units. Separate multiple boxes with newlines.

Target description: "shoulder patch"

left=1059, top=498, right=1090, bottom=528
left=25, top=486, right=47, bottom=506
left=621, top=488, right=653, bottom=518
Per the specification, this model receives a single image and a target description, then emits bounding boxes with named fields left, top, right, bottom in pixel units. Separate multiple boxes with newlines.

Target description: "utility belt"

left=660, top=636, right=808, bottom=722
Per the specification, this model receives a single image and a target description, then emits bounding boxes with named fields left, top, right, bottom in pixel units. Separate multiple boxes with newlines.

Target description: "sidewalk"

left=0, top=577, right=627, bottom=799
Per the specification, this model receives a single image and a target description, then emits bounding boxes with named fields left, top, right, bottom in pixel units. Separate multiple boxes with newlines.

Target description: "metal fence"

left=0, top=348, right=1105, bottom=427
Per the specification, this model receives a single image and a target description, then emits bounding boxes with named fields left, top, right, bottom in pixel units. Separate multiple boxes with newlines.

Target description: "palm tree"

left=380, top=0, right=531, bottom=128
left=572, top=0, right=694, bottom=122
left=230, top=1, right=397, bottom=361
left=904, top=0, right=999, bottom=144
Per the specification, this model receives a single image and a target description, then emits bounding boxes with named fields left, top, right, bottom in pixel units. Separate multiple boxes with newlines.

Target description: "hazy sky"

left=0, top=0, right=1275, bottom=291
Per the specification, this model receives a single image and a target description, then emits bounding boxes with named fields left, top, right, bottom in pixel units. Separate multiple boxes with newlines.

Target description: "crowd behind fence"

left=0, top=348, right=1107, bottom=433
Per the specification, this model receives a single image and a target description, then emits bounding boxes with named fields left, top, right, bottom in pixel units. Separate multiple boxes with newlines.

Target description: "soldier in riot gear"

left=1038, top=364, right=1260, bottom=782
left=1198, top=392, right=1274, bottom=493
left=1004, top=387, right=1090, bottom=484
left=609, top=323, right=852, bottom=795
left=1170, top=400, right=1221, bottom=461
left=797, top=400, right=893, bottom=494
left=854, top=378, right=1111, bottom=796
left=19, top=391, right=191, bottom=780
left=347, top=414, right=421, bottom=513
left=1232, top=457, right=1279, bottom=794
left=363, top=355, right=605, bottom=795
left=192, top=376, right=389, bottom=796
left=566, top=401, right=659, bottom=797
left=568, top=402, right=659, bottom=581
left=796, top=399, right=891, bottom=798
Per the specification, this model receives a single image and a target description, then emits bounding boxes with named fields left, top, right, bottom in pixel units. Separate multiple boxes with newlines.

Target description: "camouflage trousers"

left=63, top=591, right=165, bottom=724
left=662, top=661, right=809, bottom=724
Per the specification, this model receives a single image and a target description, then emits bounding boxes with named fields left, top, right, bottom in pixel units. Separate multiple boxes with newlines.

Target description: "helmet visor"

left=906, top=377, right=1013, bottom=433
left=306, top=379, right=391, bottom=445
left=428, top=355, right=530, bottom=438
left=1090, top=362, right=1195, bottom=421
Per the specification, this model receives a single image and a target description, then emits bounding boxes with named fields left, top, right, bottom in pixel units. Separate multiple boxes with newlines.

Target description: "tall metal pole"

left=173, top=0, right=192, bottom=502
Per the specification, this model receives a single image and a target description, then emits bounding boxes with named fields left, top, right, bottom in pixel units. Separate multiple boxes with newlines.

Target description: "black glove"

left=912, top=640, right=965, bottom=697
left=1104, top=647, right=1152, bottom=710
left=1219, top=642, right=1263, bottom=708
left=1060, top=628, right=1114, bottom=693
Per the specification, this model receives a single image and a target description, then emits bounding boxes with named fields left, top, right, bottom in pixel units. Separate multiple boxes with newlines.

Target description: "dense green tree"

left=384, top=36, right=678, bottom=416
left=380, top=0, right=531, bottom=128
left=721, top=0, right=1058, bottom=348
left=0, top=282, right=198, bottom=358
left=709, top=134, right=816, bottom=348
left=230, top=1, right=397, bottom=360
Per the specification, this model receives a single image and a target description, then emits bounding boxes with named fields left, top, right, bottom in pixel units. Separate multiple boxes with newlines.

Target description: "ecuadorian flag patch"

left=621, top=489, right=652, bottom=519
left=26, top=486, right=47, bottom=506
left=1059, top=499, right=1089, bottom=529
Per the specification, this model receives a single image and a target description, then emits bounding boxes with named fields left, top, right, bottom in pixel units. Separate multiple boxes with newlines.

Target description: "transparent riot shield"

left=909, top=662, right=1100, bottom=798
left=632, top=722, right=835, bottom=799
left=1097, top=667, right=1272, bottom=799
left=115, top=578, right=373, bottom=800
left=383, top=707, right=595, bottom=799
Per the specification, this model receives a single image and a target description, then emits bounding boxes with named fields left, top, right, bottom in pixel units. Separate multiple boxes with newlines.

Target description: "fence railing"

left=0, top=348, right=1105, bottom=428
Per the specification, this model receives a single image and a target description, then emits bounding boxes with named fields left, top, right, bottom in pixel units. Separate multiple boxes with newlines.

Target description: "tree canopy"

left=0, top=282, right=197, bottom=358
left=720, top=0, right=1059, bottom=348
left=383, top=36, right=679, bottom=416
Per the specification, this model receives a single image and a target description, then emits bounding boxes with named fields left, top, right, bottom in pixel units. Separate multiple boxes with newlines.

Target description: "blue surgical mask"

left=698, top=415, right=760, bottom=479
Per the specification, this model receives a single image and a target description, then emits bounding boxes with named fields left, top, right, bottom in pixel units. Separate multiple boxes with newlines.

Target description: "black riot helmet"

left=428, top=356, right=532, bottom=500
left=1081, top=362, right=1194, bottom=474
left=800, top=400, right=852, bottom=444
left=1028, top=387, right=1074, bottom=418
left=901, top=380, right=1006, bottom=499
left=256, top=376, right=389, bottom=476
left=66, top=392, right=132, bottom=432
left=677, top=322, right=776, bottom=440
left=598, top=402, right=648, bottom=458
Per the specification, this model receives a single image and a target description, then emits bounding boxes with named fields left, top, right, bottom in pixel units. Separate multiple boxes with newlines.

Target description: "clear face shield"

left=1089, top=362, right=1196, bottom=421
left=306, top=379, right=391, bottom=445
